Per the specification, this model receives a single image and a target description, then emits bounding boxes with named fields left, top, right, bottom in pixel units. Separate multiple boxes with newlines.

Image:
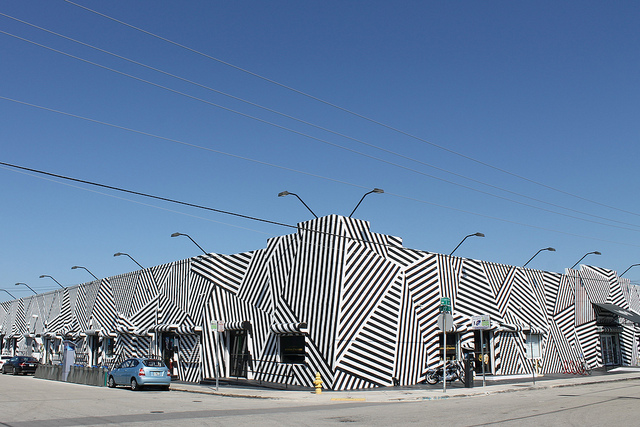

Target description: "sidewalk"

left=169, top=367, right=640, bottom=402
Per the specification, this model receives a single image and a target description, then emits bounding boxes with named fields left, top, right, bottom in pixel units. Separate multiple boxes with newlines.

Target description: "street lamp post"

left=0, top=289, right=17, bottom=299
left=39, top=275, right=65, bottom=289
left=170, top=232, right=208, bottom=255
left=620, top=263, right=640, bottom=277
left=450, top=232, right=485, bottom=256
left=523, top=247, right=556, bottom=268
left=114, top=252, right=144, bottom=269
left=15, top=282, right=37, bottom=294
left=570, top=251, right=601, bottom=269
left=278, top=191, right=318, bottom=219
left=71, top=266, right=99, bottom=280
left=348, top=188, right=384, bottom=218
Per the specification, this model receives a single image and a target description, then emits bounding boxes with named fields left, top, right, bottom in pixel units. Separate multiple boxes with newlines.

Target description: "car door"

left=127, top=359, right=139, bottom=381
left=114, top=360, right=129, bottom=383
left=8, top=357, right=18, bottom=373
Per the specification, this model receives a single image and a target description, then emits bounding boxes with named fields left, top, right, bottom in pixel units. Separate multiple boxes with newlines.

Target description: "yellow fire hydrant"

left=313, top=372, right=323, bottom=394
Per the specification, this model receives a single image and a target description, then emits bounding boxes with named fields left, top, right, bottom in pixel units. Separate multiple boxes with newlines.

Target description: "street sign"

left=471, top=315, right=491, bottom=330
left=440, top=297, right=451, bottom=313
left=437, top=312, right=454, bottom=332
left=211, top=321, right=225, bottom=332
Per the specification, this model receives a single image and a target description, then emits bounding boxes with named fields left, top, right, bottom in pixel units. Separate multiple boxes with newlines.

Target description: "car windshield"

left=19, top=357, right=37, bottom=362
left=142, top=359, right=164, bottom=367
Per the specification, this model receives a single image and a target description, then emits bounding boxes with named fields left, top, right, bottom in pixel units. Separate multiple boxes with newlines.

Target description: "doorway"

left=229, top=330, right=250, bottom=378
left=473, top=330, right=493, bottom=374
left=600, top=334, right=620, bottom=366
left=162, top=333, right=178, bottom=377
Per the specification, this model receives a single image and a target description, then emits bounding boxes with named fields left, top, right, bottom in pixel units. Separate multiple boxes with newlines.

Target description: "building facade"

left=2, top=215, right=639, bottom=389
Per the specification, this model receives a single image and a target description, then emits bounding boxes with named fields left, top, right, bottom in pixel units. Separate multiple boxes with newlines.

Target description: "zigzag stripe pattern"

left=2, top=215, right=640, bottom=389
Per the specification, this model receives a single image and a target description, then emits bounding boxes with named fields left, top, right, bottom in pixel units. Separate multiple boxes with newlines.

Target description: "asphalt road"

left=0, top=374, right=638, bottom=426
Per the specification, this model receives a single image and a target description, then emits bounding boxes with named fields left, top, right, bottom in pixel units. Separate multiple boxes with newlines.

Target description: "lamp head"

left=278, top=191, right=290, bottom=197
left=594, top=251, right=602, bottom=255
left=114, top=252, right=124, bottom=257
left=71, top=266, right=80, bottom=270
left=170, top=232, right=181, bottom=238
left=547, top=247, right=556, bottom=252
left=474, top=232, right=485, bottom=237
left=372, top=188, right=384, bottom=194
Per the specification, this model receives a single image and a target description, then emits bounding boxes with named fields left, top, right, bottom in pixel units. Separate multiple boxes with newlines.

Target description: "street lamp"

left=71, top=265, right=99, bottom=280
left=450, top=232, right=485, bottom=256
left=171, top=232, right=207, bottom=255
left=15, top=282, right=37, bottom=294
left=570, top=251, right=601, bottom=269
left=0, top=289, right=16, bottom=299
left=39, top=275, right=65, bottom=289
left=523, top=247, right=556, bottom=268
left=277, top=191, right=318, bottom=219
left=620, top=263, right=640, bottom=277
left=114, top=252, right=144, bottom=269
left=348, top=188, right=384, bottom=218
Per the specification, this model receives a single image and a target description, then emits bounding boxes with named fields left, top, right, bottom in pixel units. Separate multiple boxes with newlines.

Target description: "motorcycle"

left=425, top=360, right=465, bottom=385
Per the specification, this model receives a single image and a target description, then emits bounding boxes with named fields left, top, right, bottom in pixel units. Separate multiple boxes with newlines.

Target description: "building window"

left=104, top=338, right=115, bottom=357
left=525, top=333, right=542, bottom=359
left=280, top=335, right=305, bottom=364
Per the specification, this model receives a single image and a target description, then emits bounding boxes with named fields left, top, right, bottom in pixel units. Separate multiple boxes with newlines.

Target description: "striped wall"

left=1, top=214, right=639, bottom=389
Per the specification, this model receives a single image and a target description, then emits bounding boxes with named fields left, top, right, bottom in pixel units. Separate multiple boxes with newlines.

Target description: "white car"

left=0, top=355, right=12, bottom=369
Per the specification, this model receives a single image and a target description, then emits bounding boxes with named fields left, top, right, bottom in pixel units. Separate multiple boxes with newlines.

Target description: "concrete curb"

left=169, top=373, right=640, bottom=402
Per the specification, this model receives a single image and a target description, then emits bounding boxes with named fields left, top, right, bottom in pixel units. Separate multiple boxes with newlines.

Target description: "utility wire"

left=1, top=28, right=639, bottom=233
left=1, top=160, right=640, bottom=249
left=1, top=12, right=636, bottom=230
left=2, top=92, right=640, bottom=235
left=63, top=0, right=640, bottom=219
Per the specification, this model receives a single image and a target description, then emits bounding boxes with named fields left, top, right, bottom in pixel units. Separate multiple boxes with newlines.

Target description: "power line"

left=2, top=12, right=637, bottom=231
left=1, top=160, right=640, bottom=249
left=2, top=92, right=640, bottom=236
left=63, top=0, right=640, bottom=219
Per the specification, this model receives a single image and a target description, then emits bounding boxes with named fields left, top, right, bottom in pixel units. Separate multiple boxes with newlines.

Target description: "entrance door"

left=162, top=334, right=178, bottom=377
left=229, top=330, right=249, bottom=378
left=601, top=334, right=620, bottom=366
left=474, top=330, right=492, bottom=374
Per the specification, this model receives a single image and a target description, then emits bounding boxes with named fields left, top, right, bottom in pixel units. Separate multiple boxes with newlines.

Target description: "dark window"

left=280, top=335, right=305, bottom=364
left=105, top=338, right=115, bottom=356
left=143, top=359, right=164, bottom=367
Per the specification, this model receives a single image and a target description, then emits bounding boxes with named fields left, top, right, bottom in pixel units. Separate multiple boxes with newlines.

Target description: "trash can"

left=464, top=352, right=474, bottom=388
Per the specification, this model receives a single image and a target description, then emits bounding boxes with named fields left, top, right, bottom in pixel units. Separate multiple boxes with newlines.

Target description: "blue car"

left=107, top=358, right=171, bottom=391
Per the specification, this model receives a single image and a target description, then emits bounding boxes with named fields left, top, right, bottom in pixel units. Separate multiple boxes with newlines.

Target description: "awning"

left=223, top=321, right=251, bottom=331
left=593, top=303, right=640, bottom=325
left=270, top=322, right=308, bottom=334
left=149, top=324, right=179, bottom=333
left=597, top=326, right=624, bottom=333
left=496, top=323, right=546, bottom=334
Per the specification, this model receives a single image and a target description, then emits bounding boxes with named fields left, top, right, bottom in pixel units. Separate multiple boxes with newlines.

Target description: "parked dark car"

left=107, top=358, right=171, bottom=391
left=1, top=356, right=39, bottom=375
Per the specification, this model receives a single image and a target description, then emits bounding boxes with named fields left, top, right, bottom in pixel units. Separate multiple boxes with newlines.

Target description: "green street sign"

left=440, top=297, right=451, bottom=313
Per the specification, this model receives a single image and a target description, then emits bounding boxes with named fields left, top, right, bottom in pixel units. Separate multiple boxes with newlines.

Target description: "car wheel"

left=108, top=376, right=116, bottom=388
left=1, top=367, right=5, bottom=375
left=131, top=378, right=141, bottom=391
left=12, top=368, right=18, bottom=376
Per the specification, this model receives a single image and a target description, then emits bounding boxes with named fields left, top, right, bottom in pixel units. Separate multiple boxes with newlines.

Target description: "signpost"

left=471, top=315, right=490, bottom=387
left=437, top=305, right=454, bottom=393
left=210, top=320, right=224, bottom=390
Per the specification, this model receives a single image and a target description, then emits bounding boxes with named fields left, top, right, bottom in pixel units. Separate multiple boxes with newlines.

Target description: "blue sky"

left=2, top=1, right=640, bottom=299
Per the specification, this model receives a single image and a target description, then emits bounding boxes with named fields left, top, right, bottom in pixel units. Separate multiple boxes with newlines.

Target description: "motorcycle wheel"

left=425, top=371, right=439, bottom=385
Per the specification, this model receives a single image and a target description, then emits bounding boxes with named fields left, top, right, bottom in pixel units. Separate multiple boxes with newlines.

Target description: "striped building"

left=1, top=215, right=639, bottom=389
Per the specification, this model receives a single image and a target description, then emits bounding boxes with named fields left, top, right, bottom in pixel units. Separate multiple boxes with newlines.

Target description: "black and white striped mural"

left=1, top=215, right=639, bottom=389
